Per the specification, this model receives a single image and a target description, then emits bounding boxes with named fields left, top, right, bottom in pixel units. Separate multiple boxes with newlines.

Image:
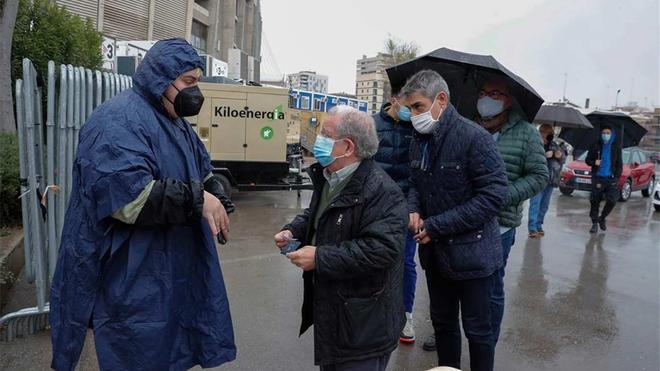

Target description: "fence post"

left=66, top=65, right=74, bottom=203
left=46, top=62, right=58, bottom=280
left=56, top=65, right=67, bottom=245
left=85, top=69, right=93, bottom=121
left=15, top=79, right=35, bottom=284
left=73, top=67, right=81, bottom=156
left=102, top=72, right=110, bottom=102
left=94, top=71, right=102, bottom=108
left=22, top=59, right=47, bottom=310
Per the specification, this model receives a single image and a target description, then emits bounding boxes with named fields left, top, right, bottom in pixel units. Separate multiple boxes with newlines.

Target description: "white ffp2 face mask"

left=411, top=95, right=442, bottom=134
left=477, top=96, right=505, bottom=119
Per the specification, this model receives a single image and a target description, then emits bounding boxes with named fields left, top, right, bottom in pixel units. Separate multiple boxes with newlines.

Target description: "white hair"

left=327, top=106, right=378, bottom=159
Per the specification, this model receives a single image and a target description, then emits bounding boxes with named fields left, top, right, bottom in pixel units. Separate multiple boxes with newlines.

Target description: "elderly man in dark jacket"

left=401, top=70, right=509, bottom=371
left=275, top=106, right=408, bottom=371
left=373, top=90, right=418, bottom=343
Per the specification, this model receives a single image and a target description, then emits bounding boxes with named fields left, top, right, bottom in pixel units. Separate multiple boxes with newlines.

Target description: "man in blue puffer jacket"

left=401, top=70, right=508, bottom=371
left=373, top=90, right=417, bottom=343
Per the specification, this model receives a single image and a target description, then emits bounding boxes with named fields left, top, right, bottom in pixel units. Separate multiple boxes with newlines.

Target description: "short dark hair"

left=601, top=125, right=613, bottom=132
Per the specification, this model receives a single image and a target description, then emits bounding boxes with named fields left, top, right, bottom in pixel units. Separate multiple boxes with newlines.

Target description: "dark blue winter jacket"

left=373, top=103, right=414, bottom=194
left=408, top=104, right=509, bottom=280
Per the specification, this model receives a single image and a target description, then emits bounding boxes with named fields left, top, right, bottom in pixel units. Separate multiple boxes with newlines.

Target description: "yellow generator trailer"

left=190, top=80, right=310, bottom=192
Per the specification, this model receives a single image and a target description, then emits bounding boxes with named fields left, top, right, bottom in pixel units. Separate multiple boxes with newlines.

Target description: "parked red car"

left=559, top=147, right=656, bottom=201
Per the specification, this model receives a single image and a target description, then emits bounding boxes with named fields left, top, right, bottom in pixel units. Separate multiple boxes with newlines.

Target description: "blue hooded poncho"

left=50, top=38, right=236, bottom=371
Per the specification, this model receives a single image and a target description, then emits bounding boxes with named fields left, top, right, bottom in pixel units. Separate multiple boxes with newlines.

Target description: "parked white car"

left=653, top=181, right=660, bottom=212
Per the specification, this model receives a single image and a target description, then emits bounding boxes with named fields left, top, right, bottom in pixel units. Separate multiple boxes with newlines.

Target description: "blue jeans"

left=403, top=232, right=417, bottom=313
left=490, top=228, right=516, bottom=347
left=528, top=185, right=554, bottom=232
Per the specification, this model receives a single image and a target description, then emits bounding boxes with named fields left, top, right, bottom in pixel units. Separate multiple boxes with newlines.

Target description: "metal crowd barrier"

left=0, top=58, right=132, bottom=341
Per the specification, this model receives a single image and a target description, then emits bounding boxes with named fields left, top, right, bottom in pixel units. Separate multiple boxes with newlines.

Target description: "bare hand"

left=554, top=150, right=563, bottom=159
left=409, top=213, right=423, bottom=233
left=595, top=159, right=602, bottom=166
left=414, top=229, right=432, bottom=245
left=274, top=230, right=294, bottom=249
left=203, top=191, right=230, bottom=240
left=545, top=150, right=554, bottom=158
left=287, top=245, right=316, bottom=271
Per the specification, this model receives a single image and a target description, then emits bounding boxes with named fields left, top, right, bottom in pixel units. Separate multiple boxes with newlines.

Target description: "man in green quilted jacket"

left=476, top=79, right=549, bottom=348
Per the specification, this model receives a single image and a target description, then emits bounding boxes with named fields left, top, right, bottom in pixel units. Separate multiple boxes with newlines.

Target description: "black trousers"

left=426, top=270, right=495, bottom=371
left=590, top=177, right=618, bottom=222
left=319, top=353, right=391, bottom=371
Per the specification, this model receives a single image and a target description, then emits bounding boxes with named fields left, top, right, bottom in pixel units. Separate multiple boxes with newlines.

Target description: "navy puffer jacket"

left=373, top=103, right=414, bottom=194
left=408, top=104, right=509, bottom=280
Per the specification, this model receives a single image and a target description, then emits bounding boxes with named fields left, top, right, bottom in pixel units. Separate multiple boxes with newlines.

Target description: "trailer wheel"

left=216, top=174, right=232, bottom=196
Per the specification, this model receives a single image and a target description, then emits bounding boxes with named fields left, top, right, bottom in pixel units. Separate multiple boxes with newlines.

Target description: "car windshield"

left=577, top=149, right=631, bottom=163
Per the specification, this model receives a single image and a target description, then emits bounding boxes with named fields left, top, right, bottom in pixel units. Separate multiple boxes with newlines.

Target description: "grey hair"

left=327, top=106, right=379, bottom=159
left=400, top=69, right=451, bottom=101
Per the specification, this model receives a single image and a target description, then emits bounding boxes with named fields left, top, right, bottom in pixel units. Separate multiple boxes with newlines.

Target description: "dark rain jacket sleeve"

left=134, top=178, right=204, bottom=226
left=407, top=176, right=422, bottom=214
left=314, top=181, right=408, bottom=280
left=507, top=130, right=549, bottom=206
left=585, top=142, right=599, bottom=167
left=423, top=132, right=509, bottom=237
left=283, top=208, right=312, bottom=240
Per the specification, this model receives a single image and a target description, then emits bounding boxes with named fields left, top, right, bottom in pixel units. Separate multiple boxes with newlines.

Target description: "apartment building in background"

left=355, top=53, right=392, bottom=114
left=287, top=71, right=328, bottom=94
left=55, top=0, right=262, bottom=82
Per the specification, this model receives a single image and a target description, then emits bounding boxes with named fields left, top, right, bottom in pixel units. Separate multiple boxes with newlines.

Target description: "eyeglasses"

left=478, top=90, right=509, bottom=99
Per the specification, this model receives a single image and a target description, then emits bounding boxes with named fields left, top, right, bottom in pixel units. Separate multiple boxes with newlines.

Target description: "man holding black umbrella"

left=476, top=78, right=548, bottom=348
left=585, top=125, right=622, bottom=233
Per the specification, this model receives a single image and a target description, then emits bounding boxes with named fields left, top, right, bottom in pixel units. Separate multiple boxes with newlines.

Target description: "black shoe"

left=589, top=223, right=598, bottom=233
left=422, top=334, right=436, bottom=352
left=599, top=219, right=607, bottom=231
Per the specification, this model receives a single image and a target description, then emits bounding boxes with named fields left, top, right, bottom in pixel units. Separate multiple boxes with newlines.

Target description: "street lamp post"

left=615, top=89, right=621, bottom=110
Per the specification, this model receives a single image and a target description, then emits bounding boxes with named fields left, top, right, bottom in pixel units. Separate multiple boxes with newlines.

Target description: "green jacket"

left=495, top=111, right=549, bottom=227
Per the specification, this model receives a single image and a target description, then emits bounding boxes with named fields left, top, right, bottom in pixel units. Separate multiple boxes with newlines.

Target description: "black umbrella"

left=534, top=104, right=593, bottom=129
left=559, top=111, right=647, bottom=150
left=386, top=47, right=544, bottom=121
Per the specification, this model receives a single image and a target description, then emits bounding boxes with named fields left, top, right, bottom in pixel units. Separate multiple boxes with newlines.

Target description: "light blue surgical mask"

left=314, top=135, right=343, bottom=167
left=477, top=96, right=505, bottom=119
left=601, top=133, right=611, bottom=142
left=397, top=105, right=411, bottom=121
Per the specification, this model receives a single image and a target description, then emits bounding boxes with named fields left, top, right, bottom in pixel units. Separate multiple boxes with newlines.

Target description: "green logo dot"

left=261, top=126, right=274, bottom=140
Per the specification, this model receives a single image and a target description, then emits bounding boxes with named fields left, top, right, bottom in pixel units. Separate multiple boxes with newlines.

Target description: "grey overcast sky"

left=260, top=0, right=659, bottom=110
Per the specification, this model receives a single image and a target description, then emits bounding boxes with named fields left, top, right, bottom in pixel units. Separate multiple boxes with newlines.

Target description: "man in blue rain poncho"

left=50, top=38, right=236, bottom=371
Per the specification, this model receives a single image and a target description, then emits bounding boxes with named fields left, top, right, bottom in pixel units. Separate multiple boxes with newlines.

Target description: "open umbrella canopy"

left=534, top=104, right=593, bottom=129
left=559, top=110, right=648, bottom=150
left=386, top=47, right=544, bottom=121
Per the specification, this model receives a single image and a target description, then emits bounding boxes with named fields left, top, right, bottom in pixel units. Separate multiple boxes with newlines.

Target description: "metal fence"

left=0, top=58, right=132, bottom=341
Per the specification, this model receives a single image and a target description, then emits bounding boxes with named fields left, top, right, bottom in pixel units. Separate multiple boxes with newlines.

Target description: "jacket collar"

left=501, top=110, right=526, bottom=134
left=308, top=159, right=375, bottom=201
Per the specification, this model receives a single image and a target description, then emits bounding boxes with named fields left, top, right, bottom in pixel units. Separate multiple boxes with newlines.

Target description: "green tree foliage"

left=0, top=133, right=20, bottom=226
left=11, top=0, right=102, bottom=83
left=382, top=35, right=419, bottom=99
left=383, top=35, right=420, bottom=67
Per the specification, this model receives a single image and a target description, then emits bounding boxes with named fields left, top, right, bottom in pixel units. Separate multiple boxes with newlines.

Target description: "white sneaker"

left=400, top=313, right=415, bottom=343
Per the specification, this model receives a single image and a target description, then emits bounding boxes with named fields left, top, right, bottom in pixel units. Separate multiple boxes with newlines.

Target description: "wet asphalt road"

left=1, top=188, right=659, bottom=371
